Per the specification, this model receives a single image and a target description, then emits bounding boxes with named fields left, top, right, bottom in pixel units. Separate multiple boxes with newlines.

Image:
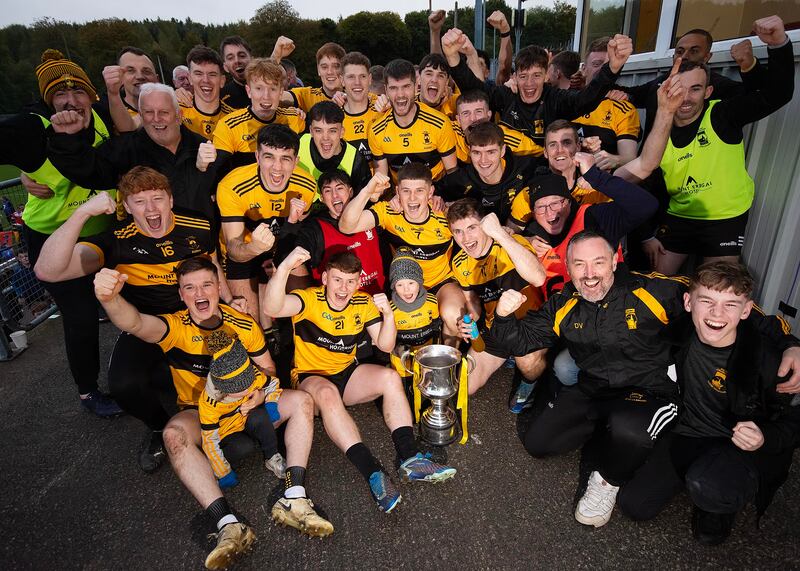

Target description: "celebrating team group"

left=3, top=8, right=799, bottom=569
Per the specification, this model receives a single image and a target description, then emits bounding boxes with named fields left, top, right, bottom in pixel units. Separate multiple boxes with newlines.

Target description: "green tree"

left=337, top=12, right=412, bottom=66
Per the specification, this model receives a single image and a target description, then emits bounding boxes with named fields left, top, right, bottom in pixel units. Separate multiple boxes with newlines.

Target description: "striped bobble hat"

left=36, top=49, right=98, bottom=107
left=207, top=330, right=256, bottom=395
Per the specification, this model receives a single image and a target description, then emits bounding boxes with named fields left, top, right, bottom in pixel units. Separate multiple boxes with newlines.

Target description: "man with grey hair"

left=172, top=65, right=192, bottom=92
left=48, top=82, right=218, bottom=220
left=491, top=230, right=800, bottom=529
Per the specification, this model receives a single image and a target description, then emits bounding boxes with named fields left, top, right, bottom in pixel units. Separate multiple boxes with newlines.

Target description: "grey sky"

left=1, top=0, right=564, bottom=28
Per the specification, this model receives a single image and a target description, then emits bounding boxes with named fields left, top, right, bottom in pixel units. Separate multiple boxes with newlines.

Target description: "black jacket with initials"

left=494, top=267, right=799, bottom=400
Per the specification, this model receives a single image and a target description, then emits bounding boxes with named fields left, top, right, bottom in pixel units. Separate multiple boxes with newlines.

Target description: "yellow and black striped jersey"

left=389, top=293, right=439, bottom=376
left=391, top=293, right=439, bottom=347
left=451, top=234, right=543, bottom=327
left=212, top=106, right=306, bottom=158
left=290, top=86, right=334, bottom=112
left=369, top=200, right=454, bottom=289
left=290, top=286, right=382, bottom=380
left=80, top=209, right=213, bottom=315
left=509, top=175, right=609, bottom=227
left=343, top=101, right=380, bottom=163
left=199, top=374, right=281, bottom=478
left=368, top=102, right=456, bottom=181
left=452, top=121, right=544, bottom=163
left=156, top=304, right=268, bottom=408
left=572, top=99, right=640, bottom=155
left=217, top=163, right=316, bottom=239
left=180, top=101, right=235, bottom=138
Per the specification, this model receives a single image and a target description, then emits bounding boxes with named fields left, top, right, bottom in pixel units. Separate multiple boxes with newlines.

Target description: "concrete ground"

left=2, top=317, right=799, bottom=570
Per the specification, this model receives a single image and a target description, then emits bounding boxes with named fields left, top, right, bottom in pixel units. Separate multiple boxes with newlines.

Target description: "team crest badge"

left=708, top=368, right=727, bottom=393
left=697, top=129, right=710, bottom=146
left=625, top=308, right=637, bottom=330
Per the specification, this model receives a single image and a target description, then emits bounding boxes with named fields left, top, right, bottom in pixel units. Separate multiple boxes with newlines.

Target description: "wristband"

left=500, top=30, right=511, bottom=38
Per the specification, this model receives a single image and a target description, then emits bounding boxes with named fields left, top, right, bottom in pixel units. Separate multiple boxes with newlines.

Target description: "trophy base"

left=420, top=405, right=461, bottom=446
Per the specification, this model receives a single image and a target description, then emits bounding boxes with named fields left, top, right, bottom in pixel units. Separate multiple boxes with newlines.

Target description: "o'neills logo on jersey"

left=156, top=240, right=174, bottom=248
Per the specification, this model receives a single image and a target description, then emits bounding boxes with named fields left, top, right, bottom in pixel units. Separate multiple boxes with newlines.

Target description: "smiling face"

left=223, top=44, right=251, bottom=84
left=51, top=87, right=93, bottom=129
left=394, top=278, right=421, bottom=304
left=544, top=128, right=578, bottom=174
left=189, top=61, right=224, bottom=106
left=396, top=178, right=433, bottom=223
left=470, top=142, right=505, bottom=183
left=533, top=195, right=571, bottom=235
left=322, top=267, right=360, bottom=310
left=317, top=55, right=342, bottom=94
left=450, top=215, right=491, bottom=259
left=320, top=178, right=353, bottom=219
left=246, top=77, right=282, bottom=121
left=256, top=144, right=298, bottom=192
left=178, top=268, right=220, bottom=323
left=685, top=285, right=752, bottom=347
left=566, top=236, right=617, bottom=302
left=140, top=91, right=182, bottom=150
left=123, top=188, right=174, bottom=238
left=119, top=52, right=158, bottom=100
left=418, top=65, right=449, bottom=107
left=456, top=99, right=490, bottom=132
left=675, top=67, right=713, bottom=126
left=515, top=65, right=546, bottom=104
left=386, top=75, right=417, bottom=120
left=310, top=119, right=344, bottom=160
left=342, top=63, right=370, bottom=104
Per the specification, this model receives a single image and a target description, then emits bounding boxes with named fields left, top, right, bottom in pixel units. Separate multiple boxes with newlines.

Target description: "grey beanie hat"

left=390, top=248, right=424, bottom=290
left=207, top=330, right=256, bottom=395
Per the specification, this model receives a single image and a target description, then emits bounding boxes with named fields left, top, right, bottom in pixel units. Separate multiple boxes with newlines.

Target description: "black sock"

left=285, top=466, right=306, bottom=490
left=206, top=497, right=235, bottom=527
left=345, top=442, right=382, bottom=481
left=391, top=426, right=418, bottom=462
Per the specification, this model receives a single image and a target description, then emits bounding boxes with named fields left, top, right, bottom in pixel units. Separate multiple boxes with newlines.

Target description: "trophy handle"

left=400, top=348, right=416, bottom=375
left=465, top=353, right=476, bottom=374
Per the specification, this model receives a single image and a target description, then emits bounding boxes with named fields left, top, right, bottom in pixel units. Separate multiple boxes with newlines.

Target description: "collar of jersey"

left=392, top=102, right=420, bottom=129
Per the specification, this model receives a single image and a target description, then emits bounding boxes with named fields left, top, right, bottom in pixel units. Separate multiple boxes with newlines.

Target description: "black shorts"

left=482, top=325, right=532, bottom=359
left=428, top=277, right=456, bottom=295
left=295, top=361, right=359, bottom=397
left=656, top=211, right=748, bottom=257
left=225, top=252, right=270, bottom=281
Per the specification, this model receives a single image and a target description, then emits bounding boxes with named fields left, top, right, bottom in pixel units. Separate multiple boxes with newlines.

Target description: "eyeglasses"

left=534, top=198, right=567, bottom=214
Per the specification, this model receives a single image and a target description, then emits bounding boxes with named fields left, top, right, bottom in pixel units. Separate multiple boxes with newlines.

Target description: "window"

left=674, top=0, right=800, bottom=44
left=582, top=0, right=663, bottom=55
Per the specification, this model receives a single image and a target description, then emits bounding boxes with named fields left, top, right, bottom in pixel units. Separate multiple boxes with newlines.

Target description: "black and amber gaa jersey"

left=157, top=304, right=268, bottom=408
left=571, top=99, right=640, bottom=155
left=452, top=121, right=544, bottom=163
left=180, top=101, right=235, bottom=138
left=389, top=293, right=440, bottom=375
left=213, top=106, right=306, bottom=158
left=200, top=374, right=281, bottom=478
left=290, top=286, right=382, bottom=380
left=290, top=86, right=334, bottom=112
left=217, top=163, right=316, bottom=239
left=416, top=91, right=460, bottom=119
left=369, top=201, right=454, bottom=289
left=80, top=209, right=213, bottom=315
left=368, top=102, right=456, bottom=181
left=451, top=234, right=543, bottom=327
left=343, top=102, right=380, bottom=163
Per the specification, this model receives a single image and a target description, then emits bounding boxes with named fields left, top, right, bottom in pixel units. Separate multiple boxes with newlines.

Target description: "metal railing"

left=0, top=176, right=58, bottom=361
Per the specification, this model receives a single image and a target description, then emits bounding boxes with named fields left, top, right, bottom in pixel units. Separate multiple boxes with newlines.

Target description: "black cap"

left=528, top=174, right=572, bottom=204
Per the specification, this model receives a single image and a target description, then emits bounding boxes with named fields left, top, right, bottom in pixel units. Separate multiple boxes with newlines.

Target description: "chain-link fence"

left=1, top=177, right=58, bottom=360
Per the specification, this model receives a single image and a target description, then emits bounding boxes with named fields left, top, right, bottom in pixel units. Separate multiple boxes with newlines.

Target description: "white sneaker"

left=265, top=453, right=287, bottom=479
left=575, top=471, right=619, bottom=527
